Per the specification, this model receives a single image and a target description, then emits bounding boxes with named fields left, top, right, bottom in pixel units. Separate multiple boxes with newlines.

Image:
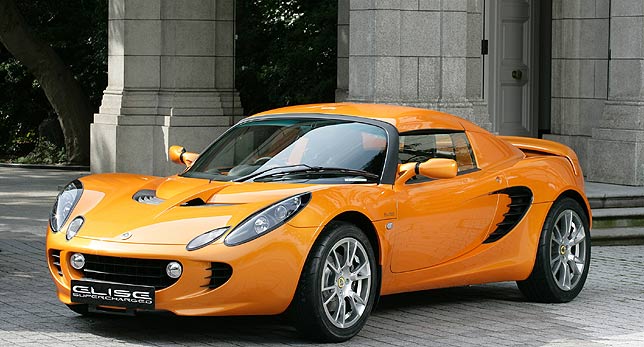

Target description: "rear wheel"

left=291, top=222, right=378, bottom=342
left=517, top=198, right=591, bottom=302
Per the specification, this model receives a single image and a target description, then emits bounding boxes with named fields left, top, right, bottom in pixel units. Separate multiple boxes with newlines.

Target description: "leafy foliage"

left=0, top=0, right=106, bottom=156
left=236, top=0, right=337, bottom=115
left=13, top=139, right=66, bottom=164
left=0, top=0, right=337, bottom=161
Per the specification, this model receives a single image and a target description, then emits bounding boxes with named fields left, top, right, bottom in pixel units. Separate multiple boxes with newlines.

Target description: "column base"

left=91, top=88, right=242, bottom=176
left=91, top=121, right=231, bottom=177
left=587, top=128, right=644, bottom=186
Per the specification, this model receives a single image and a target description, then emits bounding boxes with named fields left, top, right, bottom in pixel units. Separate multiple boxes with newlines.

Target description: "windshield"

left=182, top=118, right=388, bottom=183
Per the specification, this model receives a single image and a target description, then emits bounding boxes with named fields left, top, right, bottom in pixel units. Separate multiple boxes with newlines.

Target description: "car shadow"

left=376, top=282, right=527, bottom=311
left=67, top=283, right=527, bottom=345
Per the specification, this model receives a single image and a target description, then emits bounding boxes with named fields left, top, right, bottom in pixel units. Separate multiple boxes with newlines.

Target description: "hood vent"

left=181, top=198, right=207, bottom=206
left=180, top=198, right=235, bottom=207
left=132, top=189, right=164, bottom=205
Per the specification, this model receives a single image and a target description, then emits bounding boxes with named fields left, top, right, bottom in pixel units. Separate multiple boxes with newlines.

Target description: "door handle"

left=512, top=70, right=522, bottom=80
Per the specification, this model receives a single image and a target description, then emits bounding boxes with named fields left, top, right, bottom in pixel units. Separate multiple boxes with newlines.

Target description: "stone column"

left=336, top=0, right=350, bottom=101
left=91, top=0, right=242, bottom=176
left=545, top=0, right=609, bottom=174
left=344, top=0, right=490, bottom=127
left=587, top=1, right=644, bottom=185
left=466, top=0, right=492, bottom=130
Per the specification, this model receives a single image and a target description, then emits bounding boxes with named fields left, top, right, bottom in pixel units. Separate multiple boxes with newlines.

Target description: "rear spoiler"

left=498, top=136, right=580, bottom=176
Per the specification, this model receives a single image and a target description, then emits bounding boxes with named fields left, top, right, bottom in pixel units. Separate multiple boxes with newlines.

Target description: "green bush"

left=236, top=0, right=337, bottom=115
left=0, top=0, right=107, bottom=156
left=13, top=139, right=66, bottom=164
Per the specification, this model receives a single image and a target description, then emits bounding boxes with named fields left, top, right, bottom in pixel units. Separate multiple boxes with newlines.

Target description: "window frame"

left=398, top=129, right=480, bottom=184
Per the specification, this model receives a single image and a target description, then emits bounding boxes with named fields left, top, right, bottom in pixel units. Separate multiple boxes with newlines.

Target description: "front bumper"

left=46, top=223, right=320, bottom=316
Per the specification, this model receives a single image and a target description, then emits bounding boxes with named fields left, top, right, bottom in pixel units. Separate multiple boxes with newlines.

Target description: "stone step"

left=586, top=182, right=644, bottom=209
left=591, top=227, right=644, bottom=245
left=588, top=196, right=644, bottom=209
left=591, top=207, right=644, bottom=229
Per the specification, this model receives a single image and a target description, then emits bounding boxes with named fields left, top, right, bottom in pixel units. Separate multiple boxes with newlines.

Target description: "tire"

left=517, top=197, right=591, bottom=303
left=291, top=222, right=378, bottom=342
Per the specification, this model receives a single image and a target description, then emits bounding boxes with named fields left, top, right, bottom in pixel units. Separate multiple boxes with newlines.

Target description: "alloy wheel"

left=549, top=209, right=587, bottom=291
left=320, top=237, right=372, bottom=329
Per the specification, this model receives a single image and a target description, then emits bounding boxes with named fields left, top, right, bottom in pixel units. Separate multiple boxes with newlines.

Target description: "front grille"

left=203, top=262, right=232, bottom=289
left=50, top=250, right=62, bottom=276
left=82, top=254, right=180, bottom=290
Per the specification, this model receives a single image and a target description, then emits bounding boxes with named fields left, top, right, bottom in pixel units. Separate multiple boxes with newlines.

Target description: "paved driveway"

left=1, top=167, right=643, bottom=346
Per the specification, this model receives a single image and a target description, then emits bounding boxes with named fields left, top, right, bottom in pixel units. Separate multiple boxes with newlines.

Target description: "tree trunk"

left=0, top=0, right=92, bottom=164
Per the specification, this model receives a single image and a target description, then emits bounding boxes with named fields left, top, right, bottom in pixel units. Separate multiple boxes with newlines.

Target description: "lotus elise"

left=46, top=103, right=591, bottom=341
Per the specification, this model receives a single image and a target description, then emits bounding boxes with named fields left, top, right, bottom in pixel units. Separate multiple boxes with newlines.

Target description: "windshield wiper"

left=232, top=164, right=317, bottom=182
left=249, top=166, right=380, bottom=182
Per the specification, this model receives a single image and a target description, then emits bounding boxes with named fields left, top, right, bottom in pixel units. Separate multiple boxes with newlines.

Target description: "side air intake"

left=484, top=186, right=533, bottom=243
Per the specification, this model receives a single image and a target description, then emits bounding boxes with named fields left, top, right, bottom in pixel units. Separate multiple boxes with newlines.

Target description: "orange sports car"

left=47, top=103, right=591, bottom=341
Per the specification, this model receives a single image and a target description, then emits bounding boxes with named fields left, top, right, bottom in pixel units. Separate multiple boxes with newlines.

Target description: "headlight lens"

left=70, top=253, right=86, bottom=270
left=225, top=192, right=311, bottom=246
left=50, top=180, right=83, bottom=232
left=186, top=227, right=229, bottom=251
left=166, top=261, right=183, bottom=278
left=66, top=216, right=84, bottom=240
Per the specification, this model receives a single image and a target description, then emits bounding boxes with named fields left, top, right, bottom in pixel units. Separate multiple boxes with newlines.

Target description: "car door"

left=391, top=131, right=507, bottom=273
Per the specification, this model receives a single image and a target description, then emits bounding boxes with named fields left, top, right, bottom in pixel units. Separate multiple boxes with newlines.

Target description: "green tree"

left=0, top=0, right=106, bottom=164
left=236, top=0, right=337, bottom=115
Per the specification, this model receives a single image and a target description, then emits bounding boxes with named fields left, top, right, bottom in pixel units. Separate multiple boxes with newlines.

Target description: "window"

left=399, top=131, right=477, bottom=182
left=183, top=119, right=388, bottom=183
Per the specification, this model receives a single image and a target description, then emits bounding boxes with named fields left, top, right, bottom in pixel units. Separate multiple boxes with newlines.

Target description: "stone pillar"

left=91, top=0, right=242, bottom=176
left=545, top=0, right=609, bottom=174
left=466, top=0, right=492, bottom=130
left=336, top=0, right=349, bottom=101
left=344, top=0, right=490, bottom=127
left=588, top=1, right=644, bottom=185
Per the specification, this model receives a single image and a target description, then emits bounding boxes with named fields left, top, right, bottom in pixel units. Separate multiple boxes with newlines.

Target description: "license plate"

left=71, top=280, right=155, bottom=309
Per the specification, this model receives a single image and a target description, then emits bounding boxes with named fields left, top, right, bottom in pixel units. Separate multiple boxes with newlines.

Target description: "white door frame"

left=485, top=0, right=540, bottom=137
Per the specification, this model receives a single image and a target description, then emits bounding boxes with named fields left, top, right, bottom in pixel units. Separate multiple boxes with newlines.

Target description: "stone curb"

left=0, top=162, right=89, bottom=171
left=593, top=207, right=644, bottom=218
left=591, top=227, right=644, bottom=245
left=585, top=182, right=644, bottom=199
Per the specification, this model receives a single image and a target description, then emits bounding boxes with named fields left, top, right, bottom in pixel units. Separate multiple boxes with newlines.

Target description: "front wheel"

left=291, top=222, right=378, bottom=342
left=517, top=197, right=591, bottom=302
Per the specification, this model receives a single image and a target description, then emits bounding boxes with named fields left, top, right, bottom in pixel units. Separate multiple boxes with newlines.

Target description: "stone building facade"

left=92, top=0, right=644, bottom=186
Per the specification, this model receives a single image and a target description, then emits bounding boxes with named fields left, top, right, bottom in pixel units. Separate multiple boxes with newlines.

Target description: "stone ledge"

left=592, top=207, right=644, bottom=218
left=0, top=163, right=89, bottom=171
left=591, top=227, right=644, bottom=244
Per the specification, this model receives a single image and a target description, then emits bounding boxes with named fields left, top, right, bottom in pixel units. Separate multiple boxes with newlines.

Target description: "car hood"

left=71, top=173, right=325, bottom=245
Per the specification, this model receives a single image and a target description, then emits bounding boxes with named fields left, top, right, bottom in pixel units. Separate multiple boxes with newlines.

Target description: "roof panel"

left=253, top=103, right=468, bottom=133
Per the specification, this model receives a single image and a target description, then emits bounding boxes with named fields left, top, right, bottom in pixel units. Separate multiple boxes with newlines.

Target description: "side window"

left=399, top=131, right=477, bottom=182
left=451, top=132, right=477, bottom=172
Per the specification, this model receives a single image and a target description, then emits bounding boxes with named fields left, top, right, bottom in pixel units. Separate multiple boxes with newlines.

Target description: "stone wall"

left=587, top=0, right=644, bottom=185
left=548, top=0, right=644, bottom=185
left=545, top=0, right=610, bottom=174
left=342, top=0, right=491, bottom=129
left=91, top=0, right=242, bottom=176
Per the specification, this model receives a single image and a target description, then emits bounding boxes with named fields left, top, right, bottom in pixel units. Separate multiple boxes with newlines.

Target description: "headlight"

left=224, top=192, right=311, bottom=246
left=186, top=227, right=229, bottom=251
left=50, top=180, right=83, bottom=232
left=66, top=216, right=84, bottom=240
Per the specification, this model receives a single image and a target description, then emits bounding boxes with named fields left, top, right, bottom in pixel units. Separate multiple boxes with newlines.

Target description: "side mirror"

left=417, top=158, right=457, bottom=179
left=395, top=158, right=457, bottom=186
left=168, top=145, right=199, bottom=167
